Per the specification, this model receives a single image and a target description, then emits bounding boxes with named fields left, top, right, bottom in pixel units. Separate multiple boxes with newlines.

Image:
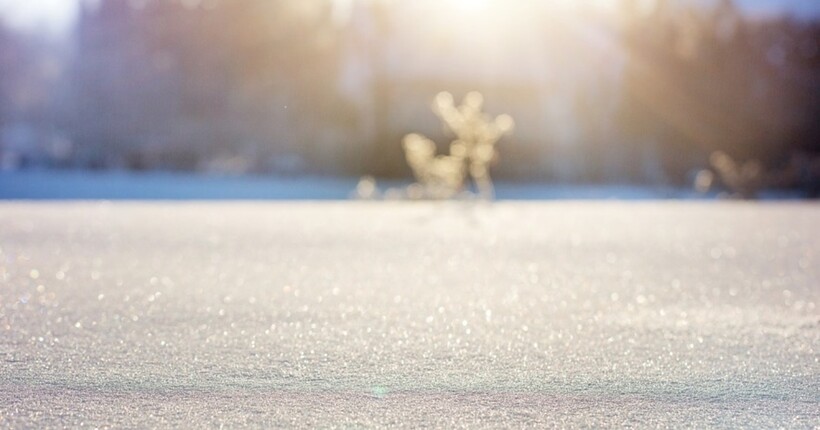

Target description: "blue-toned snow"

left=0, top=169, right=730, bottom=200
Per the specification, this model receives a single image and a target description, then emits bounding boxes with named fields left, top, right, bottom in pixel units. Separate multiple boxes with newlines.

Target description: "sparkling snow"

left=0, top=202, right=817, bottom=428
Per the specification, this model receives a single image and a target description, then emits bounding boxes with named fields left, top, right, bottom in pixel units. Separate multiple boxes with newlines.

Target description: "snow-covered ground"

left=0, top=202, right=817, bottom=428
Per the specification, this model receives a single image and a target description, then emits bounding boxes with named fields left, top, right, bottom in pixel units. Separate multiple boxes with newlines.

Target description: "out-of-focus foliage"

left=698, top=149, right=820, bottom=198
left=402, top=92, right=513, bottom=199
left=708, top=151, right=763, bottom=199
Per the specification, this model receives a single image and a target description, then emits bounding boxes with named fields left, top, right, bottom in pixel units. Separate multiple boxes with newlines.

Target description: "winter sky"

left=0, top=0, right=818, bottom=34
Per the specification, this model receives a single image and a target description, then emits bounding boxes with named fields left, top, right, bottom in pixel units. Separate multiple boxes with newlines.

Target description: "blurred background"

left=0, top=0, right=818, bottom=198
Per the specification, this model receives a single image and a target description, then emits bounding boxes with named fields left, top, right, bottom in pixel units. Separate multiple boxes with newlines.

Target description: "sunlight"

left=420, top=0, right=547, bottom=45
left=447, top=0, right=491, bottom=14
left=425, top=0, right=610, bottom=40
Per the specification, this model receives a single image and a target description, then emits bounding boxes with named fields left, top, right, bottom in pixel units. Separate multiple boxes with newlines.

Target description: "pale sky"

left=0, top=0, right=818, bottom=34
left=735, top=0, right=820, bottom=20
left=0, top=0, right=79, bottom=33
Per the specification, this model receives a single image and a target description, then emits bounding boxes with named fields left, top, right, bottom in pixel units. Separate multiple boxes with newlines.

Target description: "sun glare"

left=431, top=0, right=537, bottom=34
left=447, top=0, right=491, bottom=13
left=419, top=0, right=592, bottom=53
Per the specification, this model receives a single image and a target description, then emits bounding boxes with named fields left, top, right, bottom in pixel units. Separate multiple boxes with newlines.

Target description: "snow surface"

left=0, top=202, right=817, bottom=428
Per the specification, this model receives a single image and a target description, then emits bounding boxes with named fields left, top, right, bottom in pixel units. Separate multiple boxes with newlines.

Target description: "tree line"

left=0, top=0, right=817, bottom=193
